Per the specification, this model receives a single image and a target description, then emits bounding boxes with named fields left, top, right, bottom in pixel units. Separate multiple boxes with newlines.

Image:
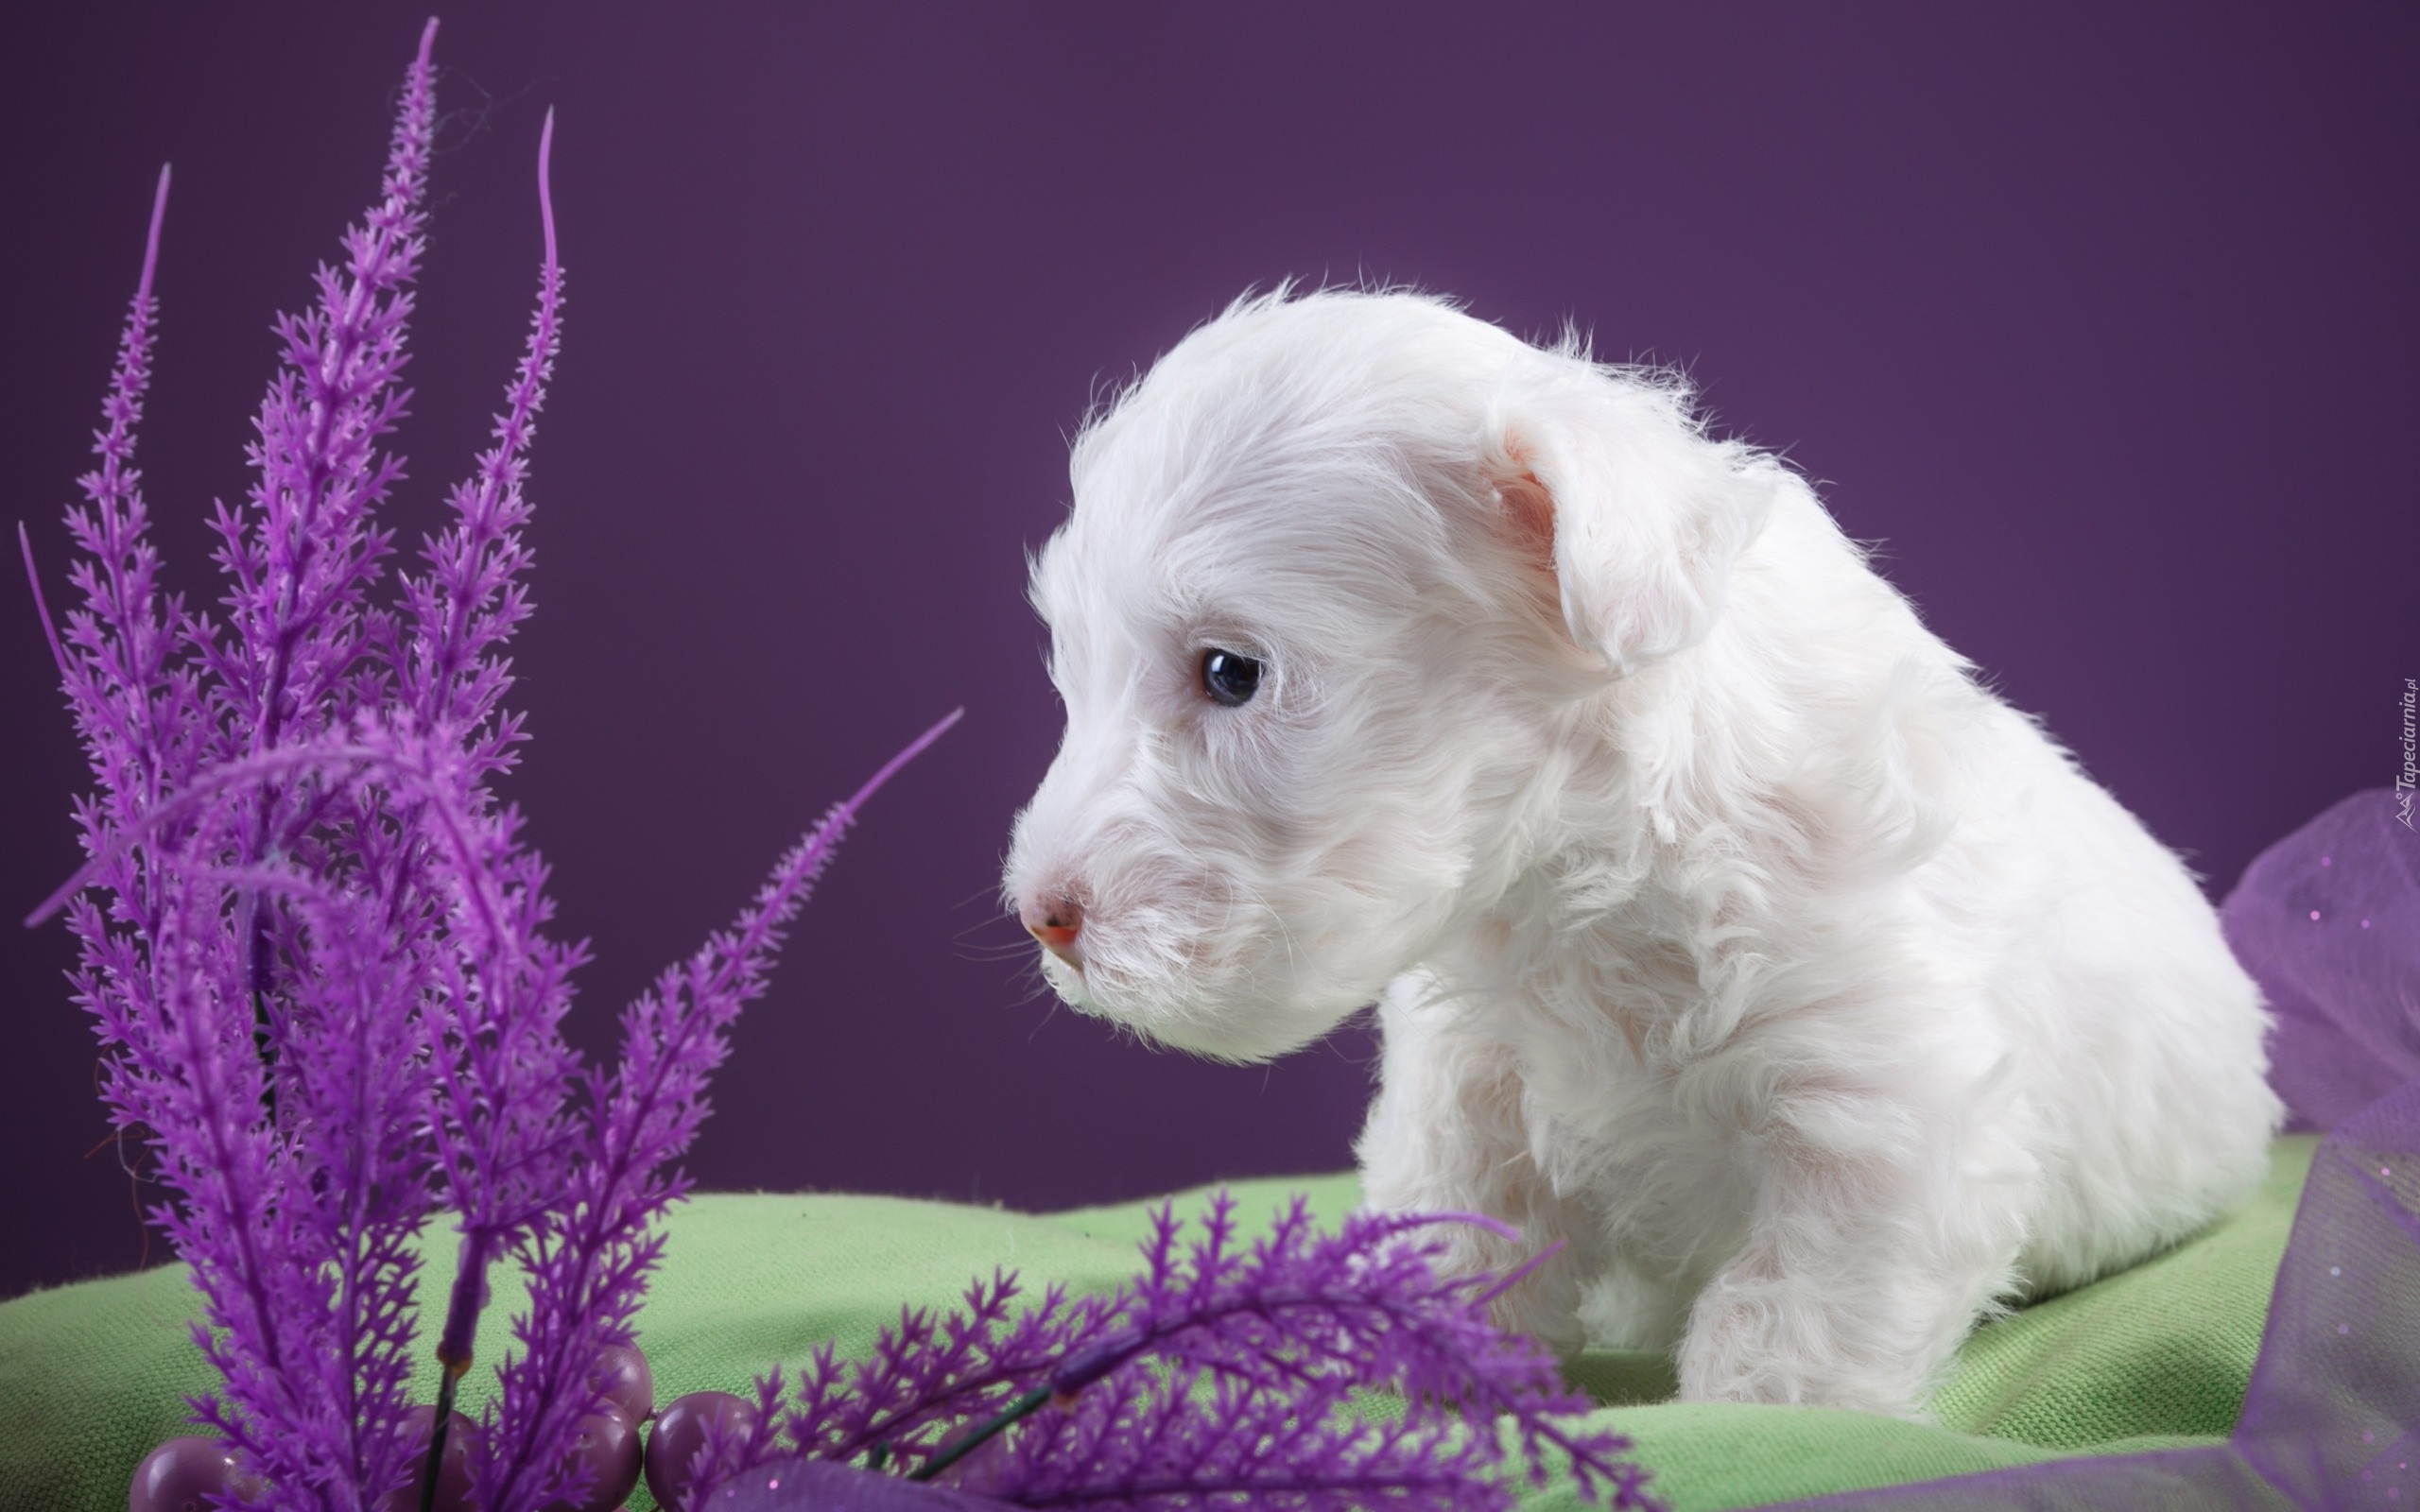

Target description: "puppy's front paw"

left=1418, top=1225, right=1587, bottom=1354
left=1674, top=1276, right=1930, bottom=1418
left=1490, top=1273, right=1588, bottom=1357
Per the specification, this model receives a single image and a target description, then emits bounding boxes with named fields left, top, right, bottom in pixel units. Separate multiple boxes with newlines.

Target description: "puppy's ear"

left=1484, top=361, right=1777, bottom=676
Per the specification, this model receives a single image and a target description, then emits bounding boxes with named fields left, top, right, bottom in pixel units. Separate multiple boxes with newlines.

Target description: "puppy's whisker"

left=1223, top=871, right=1301, bottom=975
left=957, top=946, right=1043, bottom=966
left=952, top=913, right=1028, bottom=945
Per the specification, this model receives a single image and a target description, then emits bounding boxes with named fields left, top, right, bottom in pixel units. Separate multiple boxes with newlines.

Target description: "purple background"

left=2, top=3, right=2412, bottom=1300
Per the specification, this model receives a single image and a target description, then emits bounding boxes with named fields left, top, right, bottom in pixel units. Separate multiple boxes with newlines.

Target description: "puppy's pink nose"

left=1022, top=893, right=1084, bottom=965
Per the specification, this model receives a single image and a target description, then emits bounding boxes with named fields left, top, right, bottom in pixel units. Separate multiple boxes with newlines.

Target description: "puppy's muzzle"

left=1021, top=890, right=1086, bottom=969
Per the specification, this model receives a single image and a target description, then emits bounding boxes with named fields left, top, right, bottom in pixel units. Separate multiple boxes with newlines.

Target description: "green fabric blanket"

left=0, top=1138, right=2315, bottom=1512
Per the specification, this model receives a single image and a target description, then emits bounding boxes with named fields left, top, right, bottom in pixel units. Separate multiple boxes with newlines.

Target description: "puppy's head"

left=1005, top=290, right=1776, bottom=1061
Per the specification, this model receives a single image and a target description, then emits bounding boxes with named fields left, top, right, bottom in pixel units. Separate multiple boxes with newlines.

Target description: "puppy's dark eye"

left=1201, top=648, right=1262, bottom=707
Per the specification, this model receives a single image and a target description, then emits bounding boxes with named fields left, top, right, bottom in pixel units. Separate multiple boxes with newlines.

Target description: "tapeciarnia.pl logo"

left=2397, top=677, right=2416, bottom=830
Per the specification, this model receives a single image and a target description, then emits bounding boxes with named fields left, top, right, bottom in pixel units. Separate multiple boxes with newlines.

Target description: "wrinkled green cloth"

left=0, top=1138, right=2313, bottom=1512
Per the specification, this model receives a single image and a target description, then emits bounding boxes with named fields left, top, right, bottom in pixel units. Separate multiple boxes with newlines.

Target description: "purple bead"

left=129, top=1436, right=255, bottom=1512
left=378, top=1406, right=479, bottom=1512
left=646, top=1391, right=758, bottom=1512
left=540, top=1406, right=644, bottom=1512
left=596, top=1341, right=655, bottom=1423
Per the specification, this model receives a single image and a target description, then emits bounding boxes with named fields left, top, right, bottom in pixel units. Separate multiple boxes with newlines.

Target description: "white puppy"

left=1003, top=289, right=2280, bottom=1416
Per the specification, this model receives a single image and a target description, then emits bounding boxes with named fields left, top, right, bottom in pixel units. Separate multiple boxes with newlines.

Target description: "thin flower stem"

left=421, top=1357, right=469, bottom=1512
left=437, top=1225, right=494, bottom=1370
left=137, top=162, right=170, bottom=306
left=16, top=523, right=68, bottom=678
left=907, top=1384, right=1052, bottom=1483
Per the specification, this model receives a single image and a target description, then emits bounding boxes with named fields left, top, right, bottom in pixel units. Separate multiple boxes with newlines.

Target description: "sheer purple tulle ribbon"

left=1744, top=788, right=2420, bottom=1509
left=2225, top=788, right=2420, bottom=1135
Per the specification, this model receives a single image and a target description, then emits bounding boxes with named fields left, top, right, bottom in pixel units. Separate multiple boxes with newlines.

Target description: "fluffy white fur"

left=1003, top=289, right=2281, bottom=1417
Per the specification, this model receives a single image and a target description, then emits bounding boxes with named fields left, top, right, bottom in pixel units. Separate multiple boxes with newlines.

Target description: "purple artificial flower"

left=27, top=20, right=958, bottom=1512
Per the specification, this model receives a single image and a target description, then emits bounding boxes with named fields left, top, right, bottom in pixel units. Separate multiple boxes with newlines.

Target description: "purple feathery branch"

left=764, top=1272, right=1113, bottom=1478
left=55, top=159, right=194, bottom=842
left=473, top=709, right=964, bottom=1512
left=977, top=1199, right=1654, bottom=1511
left=27, top=738, right=397, bottom=927
left=205, top=17, right=437, bottom=1124
left=396, top=103, right=561, bottom=757
left=699, top=1194, right=1659, bottom=1512
left=204, top=16, right=434, bottom=762
left=377, top=98, right=584, bottom=1512
left=409, top=97, right=578, bottom=1291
